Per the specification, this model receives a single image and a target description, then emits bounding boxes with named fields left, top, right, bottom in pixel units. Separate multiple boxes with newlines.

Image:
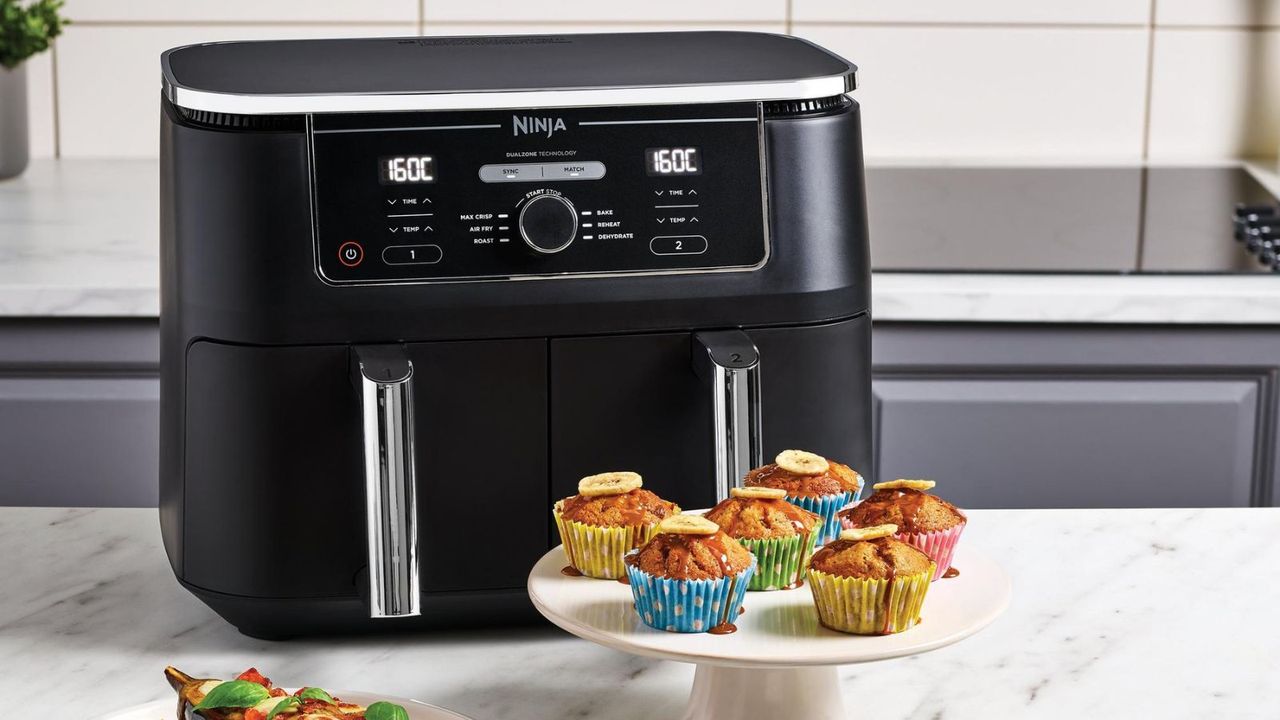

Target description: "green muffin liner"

left=738, top=533, right=820, bottom=591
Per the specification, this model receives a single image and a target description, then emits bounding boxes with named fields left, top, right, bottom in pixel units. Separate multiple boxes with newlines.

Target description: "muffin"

left=744, top=450, right=864, bottom=544
left=839, top=479, right=965, bottom=581
left=807, top=525, right=935, bottom=635
left=703, top=486, right=823, bottom=591
left=624, top=514, right=757, bottom=634
left=553, top=472, right=679, bottom=579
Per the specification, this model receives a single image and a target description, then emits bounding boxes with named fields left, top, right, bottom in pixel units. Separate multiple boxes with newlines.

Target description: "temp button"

left=382, top=244, right=443, bottom=265
left=650, top=235, right=707, bottom=256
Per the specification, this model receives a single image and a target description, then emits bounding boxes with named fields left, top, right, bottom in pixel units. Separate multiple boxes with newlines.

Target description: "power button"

left=338, top=241, right=364, bottom=267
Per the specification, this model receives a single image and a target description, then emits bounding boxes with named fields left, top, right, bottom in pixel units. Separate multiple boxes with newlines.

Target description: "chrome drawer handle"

left=352, top=345, right=421, bottom=619
left=693, top=330, right=763, bottom=502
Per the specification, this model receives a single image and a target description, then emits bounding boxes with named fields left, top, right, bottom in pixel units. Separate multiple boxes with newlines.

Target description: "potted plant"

left=1, top=0, right=66, bottom=179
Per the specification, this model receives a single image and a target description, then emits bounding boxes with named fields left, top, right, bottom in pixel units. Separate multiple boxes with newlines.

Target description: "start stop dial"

left=518, top=194, right=578, bottom=255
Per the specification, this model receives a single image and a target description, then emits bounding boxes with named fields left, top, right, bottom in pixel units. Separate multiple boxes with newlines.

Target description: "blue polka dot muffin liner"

left=625, top=555, right=757, bottom=633
left=787, top=491, right=855, bottom=545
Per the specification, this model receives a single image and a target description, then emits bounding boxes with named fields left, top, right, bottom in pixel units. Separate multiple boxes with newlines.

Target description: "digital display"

left=379, top=155, right=436, bottom=184
left=645, top=147, right=702, bottom=176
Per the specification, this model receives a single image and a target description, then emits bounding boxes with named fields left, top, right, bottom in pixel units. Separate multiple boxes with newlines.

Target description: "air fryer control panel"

left=309, top=102, right=768, bottom=284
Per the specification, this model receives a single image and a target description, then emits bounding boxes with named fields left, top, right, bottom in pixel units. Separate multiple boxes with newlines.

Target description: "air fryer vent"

left=177, top=107, right=305, bottom=132
left=762, top=95, right=850, bottom=118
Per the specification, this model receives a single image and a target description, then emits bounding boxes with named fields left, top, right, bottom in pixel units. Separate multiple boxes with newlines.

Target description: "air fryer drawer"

left=182, top=338, right=547, bottom=599
left=549, top=315, right=872, bottom=511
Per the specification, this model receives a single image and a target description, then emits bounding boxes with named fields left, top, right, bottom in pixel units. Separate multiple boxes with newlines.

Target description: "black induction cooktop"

left=868, top=165, right=1279, bottom=274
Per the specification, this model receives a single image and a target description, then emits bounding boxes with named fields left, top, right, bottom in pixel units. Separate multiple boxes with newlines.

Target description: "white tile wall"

left=1155, top=0, right=1280, bottom=27
left=24, top=50, right=56, bottom=158
left=419, top=22, right=787, bottom=36
left=63, top=0, right=418, bottom=23
left=56, top=24, right=414, bottom=157
left=13, top=0, right=1275, bottom=162
left=424, top=0, right=785, bottom=23
left=796, top=25, right=1149, bottom=160
left=793, top=0, right=1149, bottom=26
left=1147, top=29, right=1280, bottom=159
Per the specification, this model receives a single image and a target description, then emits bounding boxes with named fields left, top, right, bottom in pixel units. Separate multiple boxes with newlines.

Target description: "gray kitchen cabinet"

left=1, top=318, right=1279, bottom=509
left=873, top=376, right=1259, bottom=508
left=0, top=320, right=159, bottom=506
left=872, top=323, right=1280, bottom=508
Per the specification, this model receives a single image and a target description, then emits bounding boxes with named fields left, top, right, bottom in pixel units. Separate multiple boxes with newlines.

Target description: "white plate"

left=528, top=542, right=1011, bottom=669
left=98, top=691, right=473, bottom=720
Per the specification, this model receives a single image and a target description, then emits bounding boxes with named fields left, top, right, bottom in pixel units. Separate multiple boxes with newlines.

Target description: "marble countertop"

left=2, top=158, right=1279, bottom=323
left=4, top=506, right=1277, bottom=718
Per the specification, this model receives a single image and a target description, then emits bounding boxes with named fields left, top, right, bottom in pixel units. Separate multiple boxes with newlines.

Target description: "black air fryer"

left=159, top=31, right=871, bottom=638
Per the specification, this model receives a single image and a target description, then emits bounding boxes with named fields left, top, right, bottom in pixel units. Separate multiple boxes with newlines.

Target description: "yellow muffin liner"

left=807, top=563, right=935, bottom=635
left=552, top=504, right=672, bottom=579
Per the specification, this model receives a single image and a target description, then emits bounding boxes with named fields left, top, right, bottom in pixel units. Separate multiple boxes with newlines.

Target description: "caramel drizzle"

left=557, top=490, right=676, bottom=528
left=560, top=512, right=580, bottom=577
left=812, top=538, right=924, bottom=634
left=842, top=488, right=965, bottom=532
left=702, top=533, right=742, bottom=635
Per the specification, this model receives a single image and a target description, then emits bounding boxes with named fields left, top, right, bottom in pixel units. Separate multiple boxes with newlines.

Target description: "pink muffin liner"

left=898, top=523, right=965, bottom=581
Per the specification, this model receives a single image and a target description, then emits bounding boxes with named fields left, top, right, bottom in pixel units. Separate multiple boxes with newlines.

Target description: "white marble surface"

left=2, top=158, right=1280, bottom=323
left=0, top=159, right=159, bottom=316
left=3, top=507, right=1278, bottom=719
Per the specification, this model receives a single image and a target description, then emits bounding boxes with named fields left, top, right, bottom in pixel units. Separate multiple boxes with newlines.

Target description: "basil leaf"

left=297, top=687, right=336, bottom=703
left=365, top=701, right=410, bottom=720
left=193, top=681, right=271, bottom=710
left=265, top=696, right=302, bottom=720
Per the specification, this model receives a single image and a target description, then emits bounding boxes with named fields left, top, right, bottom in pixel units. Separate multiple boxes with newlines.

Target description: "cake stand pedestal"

left=528, top=545, right=1010, bottom=720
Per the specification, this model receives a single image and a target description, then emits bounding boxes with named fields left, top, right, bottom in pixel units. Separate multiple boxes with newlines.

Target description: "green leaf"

left=0, top=0, right=69, bottom=69
left=297, top=687, right=336, bottom=703
left=365, top=701, right=410, bottom=720
left=265, top=696, right=302, bottom=720
left=193, top=681, right=271, bottom=711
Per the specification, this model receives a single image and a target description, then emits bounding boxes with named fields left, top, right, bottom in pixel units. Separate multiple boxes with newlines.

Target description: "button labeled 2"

left=650, top=235, right=707, bottom=256
left=382, top=244, right=443, bottom=265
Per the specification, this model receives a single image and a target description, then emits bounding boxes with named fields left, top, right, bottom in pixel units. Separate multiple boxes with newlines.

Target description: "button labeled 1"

left=382, top=244, right=443, bottom=265
left=650, top=235, right=707, bottom=256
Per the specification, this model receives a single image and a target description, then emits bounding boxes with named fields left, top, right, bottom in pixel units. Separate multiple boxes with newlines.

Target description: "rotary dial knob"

left=518, top=194, right=578, bottom=255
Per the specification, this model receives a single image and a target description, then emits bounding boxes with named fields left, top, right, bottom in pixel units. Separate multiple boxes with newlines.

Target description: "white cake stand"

left=528, top=544, right=1010, bottom=720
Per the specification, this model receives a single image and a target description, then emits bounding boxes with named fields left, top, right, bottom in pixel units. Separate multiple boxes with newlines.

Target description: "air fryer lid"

left=161, top=31, right=857, bottom=114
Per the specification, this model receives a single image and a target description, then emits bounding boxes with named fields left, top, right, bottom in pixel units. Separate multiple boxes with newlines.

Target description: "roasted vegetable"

left=164, top=667, right=386, bottom=720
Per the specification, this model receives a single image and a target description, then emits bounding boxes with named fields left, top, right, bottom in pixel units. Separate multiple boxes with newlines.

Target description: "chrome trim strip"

left=353, top=345, right=421, bottom=619
left=164, top=74, right=854, bottom=114
left=577, top=117, right=756, bottom=126
left=694, top=330, right=764, bottom=502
